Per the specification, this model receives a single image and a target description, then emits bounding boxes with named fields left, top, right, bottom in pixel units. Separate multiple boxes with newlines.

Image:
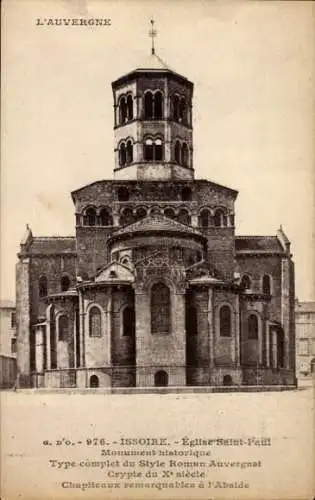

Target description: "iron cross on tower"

left=149, top=19, right=157, bottom=55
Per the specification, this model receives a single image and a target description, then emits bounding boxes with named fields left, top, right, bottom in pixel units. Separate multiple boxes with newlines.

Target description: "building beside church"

left=295, top=300, right=315, bottom=386
left=16, top=44, right=296, bottom=390
left=0, top=300, right=17, bottom=388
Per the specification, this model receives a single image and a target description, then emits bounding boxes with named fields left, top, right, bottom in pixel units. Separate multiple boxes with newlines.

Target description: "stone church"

left=16, top=44, right=296, bottom=389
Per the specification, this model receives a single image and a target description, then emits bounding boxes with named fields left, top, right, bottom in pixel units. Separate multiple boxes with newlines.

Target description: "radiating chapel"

left=16, top=29, right=296, bottom=389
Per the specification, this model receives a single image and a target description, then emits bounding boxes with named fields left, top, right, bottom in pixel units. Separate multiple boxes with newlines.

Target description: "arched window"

left=39, top=276, right=48, bottom=298
left=136, top=207, right=147, bottom=220
left=179, top=97, right=187, bottom=123
left=155, top=138, right=163, bottom=161
left=186, top=306, right=198, bottom=336
left=117, top=186, right=129, bottom=201
left=89, top=375, right=99, bottom=388
left=311, top=359, right=315, bottom=374
left=154, top=91, right=163, bottom=119
left=85, top=207, right=96, bottom=226
left=89, top=307, right=102, bottom=337
left=126, top=139, right=133, bottom=164
left=119, top=142, right=126, bottom=166
left=200, top=209, right=210, bottom=228
left=223, top=374, right=232, bottom=386
left=248, top=314, right=258, bottom=339
left=220, top=306, right=232, bottom=337
left=241, top=275, right=251, bottom=290
left=61, top=275, right=70, bottom=292
left=151, top=283, right=171, bottom=334
left=154, top=370, right=168, bottom=387
left=58, top=315, right=68, bottom=341
left=123, top=306, right=135, bottom=337
left=174, top=140, right=181, bottom=164
left=182, top=186, right=192, bottom=201
left=119, top=96, right=127, bottom=125
left=143, top=137, right=164, bottom=161
left=100, top=208, right=113, bottom=226
left=182, top=143, right=189, bottom=166
left=164, top=208, right=176, bottom=219
left=120, top=208, right=134, bottom=226
left=178, top=209, right=190, bottom=225
left=262, top=275, right=271, bottom=295
left=144, top=91, right=153, bottom=119
left=173, top=95, right=180, bottom=121
left=214, top=209, right=226, bottom=227
left=144, top=138, right=153, bottom=161
left=127, top=94, right=133, bottom=121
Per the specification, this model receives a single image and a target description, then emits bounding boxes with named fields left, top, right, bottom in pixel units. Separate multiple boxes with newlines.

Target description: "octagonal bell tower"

left=112, top=22, right=194, bottom=181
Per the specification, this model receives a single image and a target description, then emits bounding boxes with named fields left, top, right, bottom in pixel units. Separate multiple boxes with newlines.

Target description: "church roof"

left=20, top=237, right=76, bottom=255
left=112, top=52, right=193, bottom=89
left=235, top=236, right=284, bottom=254
left=110, top=214, right=205, bottom=241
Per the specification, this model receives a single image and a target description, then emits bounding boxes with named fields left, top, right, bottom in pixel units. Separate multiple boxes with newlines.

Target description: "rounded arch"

left=61, top=274, right=70, bottom=292
left=39, top=275, right=48, bottom=298
left=311, top=358, right=315, bottom=374
left=89, top=374, right=99, bottom=388
left=99, top=207, right=113, bottom=226
left=87, top=304, right=103, bottom=338
left=122, top=304, right=135, bottom=337
left=118, top=95, right=127, bottom=125
left=126, top=94, right=133, bottom=121
left=178, top=208, right=191, bottom=225
left=262, top=274, right=272, bottom=295
left=135, top=207, right=147, bottom=220
left=120, top=256, right=131, bottom=267
left=84, top=206, right=97, bottom=226
left=172, top=93, right=180, bottom=121
left=219, top=304, right=232, bottom=337
left=126, top=139, right=133, bottom=164
left=119, top=141, right=126, bottom=166
left=144, top=90, right=154, bottom=119
left=182, top=142, right=189, bottom=166
left=150, top=282, right=171, bottom=334
left=241, top=274, right=252, bottom=290
left=143, top=135, right=164, bottom=162
left=199, top=208, right=211, bottom=228
left=174, top=140, right=181, bottom=164
left=154, top=370, right=168, bottom=387
left=154, top=90, right=164, bottom=119
left=119, top=207, right=134, bottom=225
left=213, top=208, right=227, bottom=227
left=164, top=207, right=176, bottom=219
left=179, top=96, right=187, bottom=123
left=247, top=313, right=259, bottom=339
left=149, top=205, right=161, bottom=216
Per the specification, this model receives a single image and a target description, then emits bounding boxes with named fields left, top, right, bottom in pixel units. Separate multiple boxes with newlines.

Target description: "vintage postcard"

left=0, top=0, right=314, bottom=499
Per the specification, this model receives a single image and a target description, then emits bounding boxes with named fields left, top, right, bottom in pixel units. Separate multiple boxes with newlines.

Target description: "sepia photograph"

left=1, top=1, right=314, bottom=499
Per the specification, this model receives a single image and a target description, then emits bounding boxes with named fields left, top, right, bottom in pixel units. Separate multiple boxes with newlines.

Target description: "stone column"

left=235, top=295, right=241, bottom=365
left=46, top=318, right=51, bottom=370
left=79, top=290, right=85, bottom=367
left=107, top=288, right=112, bottom=365
left=207, top=288, right=214, bottom=366
left=35, top=327, right=44, bottom=373
left=191, top=214, right=199, bottom=227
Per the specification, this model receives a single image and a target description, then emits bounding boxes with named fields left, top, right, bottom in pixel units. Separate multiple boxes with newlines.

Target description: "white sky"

left=1, top=0, right=314, bottom=301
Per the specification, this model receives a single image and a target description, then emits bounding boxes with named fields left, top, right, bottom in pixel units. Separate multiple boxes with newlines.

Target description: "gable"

left=95, top=262, right=134, bottom=283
